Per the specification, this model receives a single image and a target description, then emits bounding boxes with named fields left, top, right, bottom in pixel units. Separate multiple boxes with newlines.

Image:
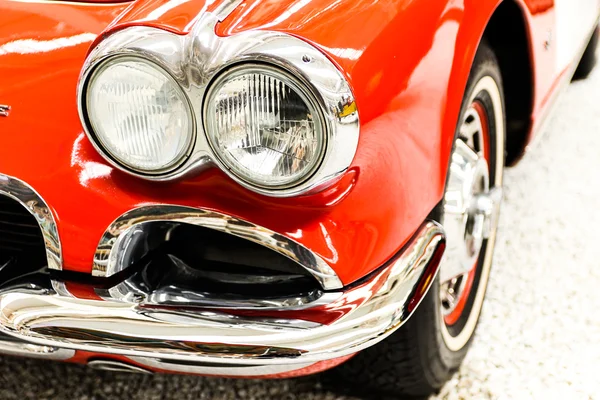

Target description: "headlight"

left=79, top=27, right=360, bottom=197
left=204, top=65, right=326, bottom=189
left=85, top=56, right=194, bottom=173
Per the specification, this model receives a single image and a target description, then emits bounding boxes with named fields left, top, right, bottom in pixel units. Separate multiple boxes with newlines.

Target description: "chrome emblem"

left=0, top=105, right=9, bottom=117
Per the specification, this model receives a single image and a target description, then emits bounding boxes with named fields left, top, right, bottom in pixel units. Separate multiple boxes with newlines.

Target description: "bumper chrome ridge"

left=0, top=333, right=74, bottom=360
left=0, top=221, right=445, bottom=368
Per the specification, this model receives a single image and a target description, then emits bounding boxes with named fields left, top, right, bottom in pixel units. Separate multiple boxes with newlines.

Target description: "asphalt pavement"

left=0, top=45, right=599, bottom=400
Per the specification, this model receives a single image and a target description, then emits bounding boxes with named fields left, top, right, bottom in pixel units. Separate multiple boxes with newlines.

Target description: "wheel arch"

left=432, top=0, right=535, bottom=220
left=483, top=1, right=535, bottom=165
left=443, top=0, right=535, bottom=179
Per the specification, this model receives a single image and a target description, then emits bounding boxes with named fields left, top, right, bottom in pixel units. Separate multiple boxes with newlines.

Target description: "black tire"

left=328, top=41, right=505, bottom=398
left=573, top=26, right=598, bottom=81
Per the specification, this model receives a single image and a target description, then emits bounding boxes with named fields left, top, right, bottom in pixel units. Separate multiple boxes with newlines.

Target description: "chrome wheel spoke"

left=458, top=109, right=482, bottom=151
left=440, top=275, right=467, bottom=316
left=473, top=187, right=503, bottom=238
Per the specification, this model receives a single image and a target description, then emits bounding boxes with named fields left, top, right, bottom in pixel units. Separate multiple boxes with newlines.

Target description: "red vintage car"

left=0, top=0, right=598, bottom=397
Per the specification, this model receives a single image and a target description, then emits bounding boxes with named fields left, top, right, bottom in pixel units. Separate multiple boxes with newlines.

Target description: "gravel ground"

left=1, top=49, right=599, bottom=400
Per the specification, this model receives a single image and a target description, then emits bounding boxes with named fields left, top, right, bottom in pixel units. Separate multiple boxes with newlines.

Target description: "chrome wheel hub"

left=440, top=106, right=502, bottom=316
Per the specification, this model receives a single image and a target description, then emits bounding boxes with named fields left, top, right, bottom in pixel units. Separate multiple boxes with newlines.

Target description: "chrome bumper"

left=0, top=222, right=445, bottom=368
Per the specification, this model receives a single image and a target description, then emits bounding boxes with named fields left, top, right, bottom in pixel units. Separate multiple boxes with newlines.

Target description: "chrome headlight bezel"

left=82, top=55, right=196, bottom=175
left=77, top=11, right=359, bottom=197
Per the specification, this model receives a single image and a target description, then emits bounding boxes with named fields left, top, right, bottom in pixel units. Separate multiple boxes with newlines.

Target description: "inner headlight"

left=85, top=56, right=194, bottom=173
left=204, top=65, right=326, bottom=189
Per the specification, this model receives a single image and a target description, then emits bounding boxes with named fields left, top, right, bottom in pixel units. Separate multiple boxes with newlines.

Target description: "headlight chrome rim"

left=82, top=55, right=196, bottom=175
left=203, top=63, right=328, bottom=190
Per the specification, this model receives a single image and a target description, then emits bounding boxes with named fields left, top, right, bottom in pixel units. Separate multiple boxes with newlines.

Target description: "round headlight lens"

left=85, top=57, right=193, bottom=173
left=204, top=66, right=325, bottom=189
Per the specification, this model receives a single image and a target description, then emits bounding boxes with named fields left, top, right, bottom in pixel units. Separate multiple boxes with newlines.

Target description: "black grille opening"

left=0, top=195, right=46, bottom=267
left=0, top=195, right=49, bottom=294
left=115, top=222, right=324, bottom=303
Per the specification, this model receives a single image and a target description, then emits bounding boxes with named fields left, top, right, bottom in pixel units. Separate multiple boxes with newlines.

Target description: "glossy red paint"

left=63, top=281, right=105, bottom=301
left=0, top=0, right=592, bottom=287
left=67, top=350, right=146, bottom=368
left=2, top=0, right=598, bottom=380
left=0, top=0, right=470, bottom=285
left=0, top=0, right=583, bottom=288
left=108, top=0, right=215, bottom=34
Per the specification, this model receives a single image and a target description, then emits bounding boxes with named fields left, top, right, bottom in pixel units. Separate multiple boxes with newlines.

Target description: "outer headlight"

left=84, top=56, right=194, bottom=173
left=204, top=65, right=326, bottom=189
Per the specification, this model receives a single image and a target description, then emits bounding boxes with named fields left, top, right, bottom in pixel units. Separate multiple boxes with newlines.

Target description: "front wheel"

left=329, top=41, right=505, bottom=397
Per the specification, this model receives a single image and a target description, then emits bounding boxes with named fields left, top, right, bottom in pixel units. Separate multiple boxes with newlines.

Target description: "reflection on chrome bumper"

left=0, top=333, right=74, bottom=360
left=0, top=221, right=445, bottom=367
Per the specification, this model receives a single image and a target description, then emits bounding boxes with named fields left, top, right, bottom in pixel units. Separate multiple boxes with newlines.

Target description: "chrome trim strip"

left=128, top=356, right=315, bottom=377
left=0, top=173, right=62, bottom=270
left=0, top=334, right=74, bottom=360
left=77, top=6, right=359, bottom=197
left=98, top=280, right=343, bottom=311
left=92, top=204, right=344, bottom=290
left=88, top=360, right=152, bottom=374
left=0, top=221, right=445, bottom=366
